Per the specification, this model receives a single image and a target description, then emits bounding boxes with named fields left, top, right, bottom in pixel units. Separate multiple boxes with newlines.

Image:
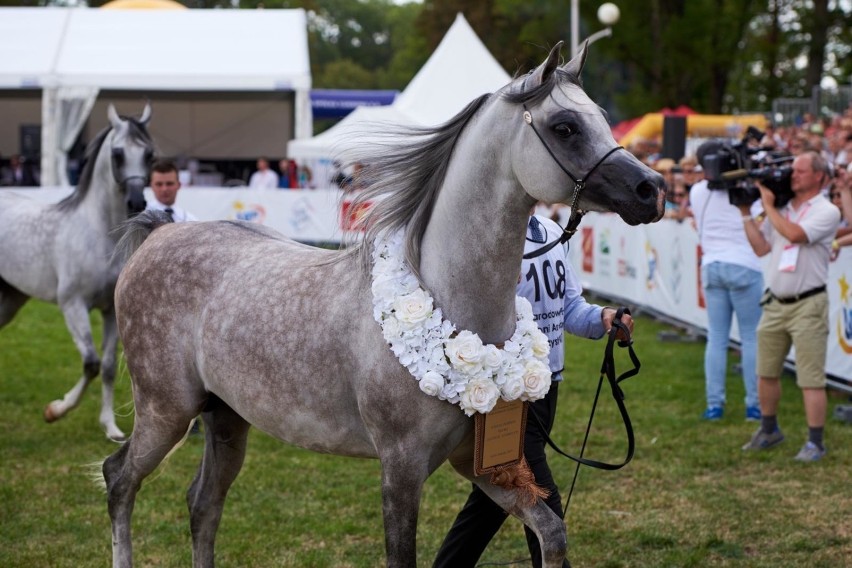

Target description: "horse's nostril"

left=636, top=180, right=658, bottom=201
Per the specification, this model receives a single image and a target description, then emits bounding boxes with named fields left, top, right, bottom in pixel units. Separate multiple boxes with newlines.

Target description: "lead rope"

left=526, top=307, right=640, bottom=517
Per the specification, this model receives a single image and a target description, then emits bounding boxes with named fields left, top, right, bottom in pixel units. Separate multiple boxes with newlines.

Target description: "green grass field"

left=1, top=300, right=850, bottom=567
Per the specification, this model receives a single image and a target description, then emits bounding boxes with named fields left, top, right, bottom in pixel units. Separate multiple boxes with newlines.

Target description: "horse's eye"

left=554, top=124, right=575, bottom=137
left=112, top=148, right=125, bottom=164
left=144, top=149, right=154, bottom=163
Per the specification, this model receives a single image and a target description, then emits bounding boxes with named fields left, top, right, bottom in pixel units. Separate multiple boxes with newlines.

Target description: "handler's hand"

left=601, top=307, right=634, bottom=341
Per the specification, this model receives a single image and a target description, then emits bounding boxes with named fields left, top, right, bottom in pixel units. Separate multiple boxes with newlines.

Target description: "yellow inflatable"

left=619, top=113, right=767, bottom=148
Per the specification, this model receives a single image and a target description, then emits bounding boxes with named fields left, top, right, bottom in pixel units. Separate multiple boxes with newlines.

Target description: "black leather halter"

left=522, top=104, right=623, bottom=259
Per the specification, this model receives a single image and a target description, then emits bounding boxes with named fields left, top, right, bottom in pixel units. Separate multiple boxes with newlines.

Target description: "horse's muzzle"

left=124, top=179, right=148, bottom=216
left=599, top=154, right=666, bottom=225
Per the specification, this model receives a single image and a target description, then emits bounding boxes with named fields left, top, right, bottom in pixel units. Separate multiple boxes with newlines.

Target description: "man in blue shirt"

left=433, top=214, right=634, bottom=568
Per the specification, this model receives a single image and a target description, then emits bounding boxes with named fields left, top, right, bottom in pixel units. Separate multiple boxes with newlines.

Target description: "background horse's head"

left=59, top=104, right=155, bottom=218
left=107, top=103, right=154, bottom=216
left=505, top=42, right=665, bottom=225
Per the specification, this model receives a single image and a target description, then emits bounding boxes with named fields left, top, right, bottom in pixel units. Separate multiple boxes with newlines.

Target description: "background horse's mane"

left=341, top=67, right=578, bottom=279
left=56, top=117, right=153, bottom=212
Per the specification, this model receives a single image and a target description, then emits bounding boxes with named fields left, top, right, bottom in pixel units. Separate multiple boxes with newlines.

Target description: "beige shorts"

left=757, top=292, right=828, bottom=388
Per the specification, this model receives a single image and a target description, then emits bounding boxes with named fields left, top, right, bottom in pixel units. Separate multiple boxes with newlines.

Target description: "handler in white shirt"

left=146, top=159, right=198, bottom=222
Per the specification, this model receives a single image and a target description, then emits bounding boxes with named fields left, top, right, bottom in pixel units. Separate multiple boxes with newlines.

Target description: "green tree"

left=256, top=0, right=423, bottom=89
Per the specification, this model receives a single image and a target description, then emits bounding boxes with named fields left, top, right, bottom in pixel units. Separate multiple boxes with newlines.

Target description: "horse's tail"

left=112, top=210, right=174, bottom=264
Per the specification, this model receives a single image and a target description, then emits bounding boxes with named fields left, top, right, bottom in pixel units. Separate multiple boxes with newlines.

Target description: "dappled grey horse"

left=0, top=104, right=153, bottom=442
left=104, top=43, right=665, bottom=567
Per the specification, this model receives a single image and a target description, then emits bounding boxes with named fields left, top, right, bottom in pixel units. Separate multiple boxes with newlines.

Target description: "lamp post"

left=570, top=2, right=621, bottom=59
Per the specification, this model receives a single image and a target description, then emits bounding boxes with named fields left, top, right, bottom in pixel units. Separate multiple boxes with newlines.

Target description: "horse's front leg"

left=99, top=306, right=126, bottom=442
left=44, top=297, right=100, bottom=426
left=379, top=453, right=430, bottom=567
left=447, top=444, right=569, bottom=568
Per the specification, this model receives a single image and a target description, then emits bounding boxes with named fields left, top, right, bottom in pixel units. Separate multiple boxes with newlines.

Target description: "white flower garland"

left=371, top=230, right=552, bottom=416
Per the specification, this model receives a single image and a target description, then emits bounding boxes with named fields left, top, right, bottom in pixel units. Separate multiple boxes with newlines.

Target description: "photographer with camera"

left=692, top=142, right=764, bottom=422
left=739, top=151, right=840, bottom=462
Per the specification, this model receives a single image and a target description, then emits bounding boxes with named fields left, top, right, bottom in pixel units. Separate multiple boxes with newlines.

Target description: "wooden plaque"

left=474, top=399, right=527, bottom=476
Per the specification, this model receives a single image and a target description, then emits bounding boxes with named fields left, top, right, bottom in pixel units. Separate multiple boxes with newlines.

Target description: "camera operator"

left=692, top=142, right=764, bottom=422
left=739, top=151, right=840, bottom=462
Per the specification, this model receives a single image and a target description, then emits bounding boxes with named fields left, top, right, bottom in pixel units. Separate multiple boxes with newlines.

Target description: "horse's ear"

left=527, top=41, right=563, bottom=87
left=139, top=103, right=152, bottom=125
left=563, top=40, right=589, bottom=80
left=107, top=104, right=122, bottom=129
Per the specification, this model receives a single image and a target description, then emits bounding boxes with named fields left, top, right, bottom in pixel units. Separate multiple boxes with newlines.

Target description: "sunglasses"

left=830, top=193, right=841, bottom=199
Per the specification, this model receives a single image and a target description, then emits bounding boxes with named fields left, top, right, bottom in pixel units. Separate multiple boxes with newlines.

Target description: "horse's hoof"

left=44, top=402, right=61, bottom=423
left=107, top=431, right=127, bottom=444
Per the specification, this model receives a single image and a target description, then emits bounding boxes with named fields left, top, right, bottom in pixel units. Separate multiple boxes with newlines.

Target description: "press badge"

left=779, top=244, right=799, bottom=272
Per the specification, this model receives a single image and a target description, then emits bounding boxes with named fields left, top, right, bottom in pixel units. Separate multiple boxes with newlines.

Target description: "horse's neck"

left=419, top=131, right=533, bottom=344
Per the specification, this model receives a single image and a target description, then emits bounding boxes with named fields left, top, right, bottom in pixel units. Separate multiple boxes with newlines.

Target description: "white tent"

left=393, top=13, right=511, bottom=126
left=0, top=6, right=312, bottom=186
left=286, top=13, right=510, bottom=170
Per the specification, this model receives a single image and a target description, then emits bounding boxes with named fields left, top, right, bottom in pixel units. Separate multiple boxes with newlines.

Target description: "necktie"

left=164, top=207, right=174, bottom=216
left=529, top=216, right=545, bottom=243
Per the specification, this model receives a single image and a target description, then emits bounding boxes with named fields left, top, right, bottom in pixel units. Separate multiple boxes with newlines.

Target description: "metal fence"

left=771, top=85, right=852, bottom=126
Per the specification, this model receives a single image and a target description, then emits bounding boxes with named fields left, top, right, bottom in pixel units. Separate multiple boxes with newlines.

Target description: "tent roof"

left=0, top=7, right=310, bottom=91
left=394, top=13, right=510, bottom=125
left=288, top=13, right=510, bottom=162
left=289, top=105, right=415, bottom=160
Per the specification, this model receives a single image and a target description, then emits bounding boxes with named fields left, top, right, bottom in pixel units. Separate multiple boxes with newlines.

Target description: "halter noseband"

left=522, top=104, right=623, bottom=257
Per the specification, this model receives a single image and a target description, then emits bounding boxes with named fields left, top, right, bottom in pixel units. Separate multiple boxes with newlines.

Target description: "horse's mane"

left=341, top=94, right=490, bottom=279
left=341, top=67, right=574, bottom=278
left=56, top=117, right=153, bottom=212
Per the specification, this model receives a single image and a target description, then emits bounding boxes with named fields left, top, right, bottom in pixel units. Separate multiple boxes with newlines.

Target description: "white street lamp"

left=571, top=2, right=621, bottom=59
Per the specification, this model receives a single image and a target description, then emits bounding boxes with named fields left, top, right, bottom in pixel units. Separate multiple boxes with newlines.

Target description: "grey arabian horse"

left=104, top=44, right=664, bottom=567
left=0, top=104, right=153, bottom=442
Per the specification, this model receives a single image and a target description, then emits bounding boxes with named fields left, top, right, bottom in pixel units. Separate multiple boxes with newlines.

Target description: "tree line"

left=14, top=0, right=852, bottom=121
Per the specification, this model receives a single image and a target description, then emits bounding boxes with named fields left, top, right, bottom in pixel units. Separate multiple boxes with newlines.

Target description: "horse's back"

left=117, top=220, right=399, bottom=456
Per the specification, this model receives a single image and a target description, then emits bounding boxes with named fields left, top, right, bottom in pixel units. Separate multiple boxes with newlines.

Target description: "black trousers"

left=433, top=381, right=570, bottom=568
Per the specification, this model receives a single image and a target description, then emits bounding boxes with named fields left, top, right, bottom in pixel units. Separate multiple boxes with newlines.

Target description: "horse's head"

left=107, top=104, right=154, bottom=216
left=506, top=42, right=664, bottom=225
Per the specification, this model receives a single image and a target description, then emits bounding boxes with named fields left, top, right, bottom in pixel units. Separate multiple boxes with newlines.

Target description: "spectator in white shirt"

left=248, top=157, right=279, bottom=190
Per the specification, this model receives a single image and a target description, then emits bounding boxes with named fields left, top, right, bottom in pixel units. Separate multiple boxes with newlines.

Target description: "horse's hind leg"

left=98, top=307, right=126, bottom=442
left=187, top=396, right=250, bottom=568
left=103, top=398, right=198, bottom=568
left=0, top=277, right=29, bottom=327
left=44, top=297, right=101, bottom=427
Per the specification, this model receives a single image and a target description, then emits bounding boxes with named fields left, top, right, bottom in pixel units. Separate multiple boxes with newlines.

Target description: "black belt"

left=770, top=285, right=826, bottom=305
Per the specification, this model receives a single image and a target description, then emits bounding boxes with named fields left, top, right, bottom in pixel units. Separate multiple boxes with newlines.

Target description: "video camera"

left=698, top=126, right=794, bottom=208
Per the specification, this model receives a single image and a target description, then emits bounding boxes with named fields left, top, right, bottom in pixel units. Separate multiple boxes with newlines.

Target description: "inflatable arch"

left=619, top=113, right=768, bottom=148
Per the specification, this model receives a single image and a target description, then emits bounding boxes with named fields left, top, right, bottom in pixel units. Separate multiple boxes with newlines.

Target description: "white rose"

left=419, top=371, right=445, bottom=397
left=530, top=328, right=550, bottom=359
left=393, top=288, right=433, bottom=326
left=445, top=330, right=486, bottom=374
left=482, top=344, right=502, bottom=371
left=459, top=378, right=501, bottom=416
left=500, top=375, right=525, bottom=401
left=520, top=359, right=552, bottom=401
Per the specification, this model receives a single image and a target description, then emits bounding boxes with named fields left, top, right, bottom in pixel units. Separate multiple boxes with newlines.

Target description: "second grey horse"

left=0, top=104, right=153, bottom=442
